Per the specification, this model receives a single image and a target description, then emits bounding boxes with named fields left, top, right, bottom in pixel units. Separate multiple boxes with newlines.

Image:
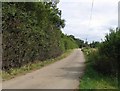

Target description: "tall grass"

left=79, top=48, right=118, bottom=89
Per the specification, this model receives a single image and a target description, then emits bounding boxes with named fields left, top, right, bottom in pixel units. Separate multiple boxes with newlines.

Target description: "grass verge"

left=1, top=49, right=73, bottom=81
left=79, top=48, right=118, bottom=89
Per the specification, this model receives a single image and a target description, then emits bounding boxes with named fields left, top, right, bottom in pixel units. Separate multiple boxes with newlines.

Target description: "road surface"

left=2, top=49, right=85, bottom=89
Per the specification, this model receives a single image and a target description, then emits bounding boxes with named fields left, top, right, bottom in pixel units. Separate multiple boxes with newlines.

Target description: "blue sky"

left=57, top=0, right=118, bottom=43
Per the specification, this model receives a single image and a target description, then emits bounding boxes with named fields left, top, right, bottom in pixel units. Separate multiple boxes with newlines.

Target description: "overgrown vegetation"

left=93, top=28, right=119, bottom=76
left=2, top=2, right=84, bottom=73
left=80, top=48, right=118, bottom=89
left=80, top=28, right=119, bottom=89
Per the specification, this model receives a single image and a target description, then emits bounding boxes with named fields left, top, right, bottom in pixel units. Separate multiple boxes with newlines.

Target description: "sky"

left=57, top=0, right=119, bottom=43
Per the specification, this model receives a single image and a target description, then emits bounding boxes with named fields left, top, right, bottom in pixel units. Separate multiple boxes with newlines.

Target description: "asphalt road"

left=2, top=49, right=85, bottom=89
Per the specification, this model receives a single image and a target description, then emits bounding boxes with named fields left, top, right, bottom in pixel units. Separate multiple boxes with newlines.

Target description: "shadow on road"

left=58, top=64, right=85, bottom=80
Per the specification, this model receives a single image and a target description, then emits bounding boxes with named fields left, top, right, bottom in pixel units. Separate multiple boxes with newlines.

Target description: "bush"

left=92, top=54, right=113, bottom=75
left=93, top=28, right=120, bottom=75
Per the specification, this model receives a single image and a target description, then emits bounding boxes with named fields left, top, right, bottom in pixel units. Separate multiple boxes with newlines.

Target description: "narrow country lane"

left=3, top=49, right=85, bottom=89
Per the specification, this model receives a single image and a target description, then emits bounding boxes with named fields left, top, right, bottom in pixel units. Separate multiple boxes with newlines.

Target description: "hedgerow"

left=2, top=2, right=82, bottom=72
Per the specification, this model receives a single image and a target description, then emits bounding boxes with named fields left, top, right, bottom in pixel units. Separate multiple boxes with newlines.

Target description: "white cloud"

left=57, top=0, right=119, bottom=42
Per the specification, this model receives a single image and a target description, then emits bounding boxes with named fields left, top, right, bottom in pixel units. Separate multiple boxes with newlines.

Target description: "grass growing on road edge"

left=1, top=49, right=73, bottom=81
left=79, top=48, right=118, bottom=89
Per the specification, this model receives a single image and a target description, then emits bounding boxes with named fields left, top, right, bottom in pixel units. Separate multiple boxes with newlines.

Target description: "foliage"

left=61, top=34, right=79, bottom=51
left=82, top=28, right=119, bottom=76
left=89, top=41, right=100, bottom=48
left=80, top=48, right=118, bottom=89
left=81, top=28, right=120, bottom=88
left=93, top=28, right=120, bottom=75
left=79, top=63, right=118, bottom=89
left=68, top=35, right=84, bottom=48
left=2, top=2, right=80, bottom=72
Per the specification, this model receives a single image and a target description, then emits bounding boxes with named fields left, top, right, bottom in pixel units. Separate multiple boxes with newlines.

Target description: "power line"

left=88, top=0, right=94, bottom=28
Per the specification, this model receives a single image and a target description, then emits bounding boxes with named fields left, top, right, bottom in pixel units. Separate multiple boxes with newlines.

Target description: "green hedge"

left=2, top=2, right=80, bottom=71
